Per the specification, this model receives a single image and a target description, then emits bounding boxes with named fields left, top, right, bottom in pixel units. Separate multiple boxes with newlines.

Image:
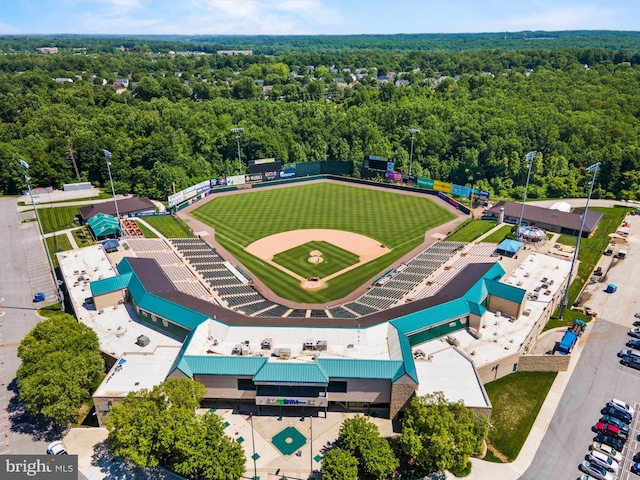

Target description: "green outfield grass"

left=143, top=215, right=194, bottom=238
left=190, top=182, right=456, bottom=302
left=272, top=241, right=360, bottom=279
left=38, top=205, right=84, bottom=234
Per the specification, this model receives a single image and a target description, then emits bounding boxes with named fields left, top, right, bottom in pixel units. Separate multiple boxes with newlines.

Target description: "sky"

left=0, top=0, right=638, bottom=36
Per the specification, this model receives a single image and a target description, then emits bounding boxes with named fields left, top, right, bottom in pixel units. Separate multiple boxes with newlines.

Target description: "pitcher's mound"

left=308, top=256, right=324, bottom=264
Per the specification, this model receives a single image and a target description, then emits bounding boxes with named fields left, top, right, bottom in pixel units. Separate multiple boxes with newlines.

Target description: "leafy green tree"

left=337, top=415, right=398, bottom=479
left=321, top=448, right=359, bottom=480
left=16, top=314, right=104, bottom=426
left=399, top=392, right=488, bottom=477
left=107, top=378, right=245, bottom=479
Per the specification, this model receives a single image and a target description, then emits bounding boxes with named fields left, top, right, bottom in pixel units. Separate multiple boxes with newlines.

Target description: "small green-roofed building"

left=87, top=212, right=120, bottom=240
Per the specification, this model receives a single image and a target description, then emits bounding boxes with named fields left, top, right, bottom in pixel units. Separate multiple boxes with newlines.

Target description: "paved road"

left=522, top=213, right=640, bottom=480
left=0, top=197, right=61, bottom=456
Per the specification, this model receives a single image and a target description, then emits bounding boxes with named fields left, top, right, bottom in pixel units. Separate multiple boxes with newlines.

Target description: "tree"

left=399, top=392, right=488, bottom=477
left=16, top=314, right=104, bottom=426
left=321, top=448, right=359, bottom=480
left=107, top=378, right=245, bottom=479
left=337, top=415, right=398, bottom=479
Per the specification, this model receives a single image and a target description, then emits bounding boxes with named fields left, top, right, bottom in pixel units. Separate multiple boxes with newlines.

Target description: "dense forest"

left=1, top=33, right=639, bottom=201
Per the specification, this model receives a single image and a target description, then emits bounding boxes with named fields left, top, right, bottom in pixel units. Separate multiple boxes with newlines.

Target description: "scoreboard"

left=364, top=155, right=394, bottom=172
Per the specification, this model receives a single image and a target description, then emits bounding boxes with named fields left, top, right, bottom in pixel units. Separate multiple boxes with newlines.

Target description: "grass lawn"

left=556, top=234, right=577, bottom=246
left=38, top=205, right=84, bottom=234
left=273, top=241, right=360, bottom=278
left=190, top=183, right=456, bottom=302
left=484, top=371, right=557, bottom=462
left=134, top=220, right=158, bottom=238
left=547, top=206, right=630, bottom=328
left=481, top=225, right=515, bottom=244
left=45, top=234, right=73, bottom=267
left=143, top=215, right=193, bottom=238
left=38, top=303, right=63, bottom=318
left=445, top=219, right=497, bottom=242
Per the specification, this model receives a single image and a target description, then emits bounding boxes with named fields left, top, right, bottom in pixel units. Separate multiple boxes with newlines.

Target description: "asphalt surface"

left=0, top=197, right=61, bottom=456
left=521, top=213, right=640, bottom=480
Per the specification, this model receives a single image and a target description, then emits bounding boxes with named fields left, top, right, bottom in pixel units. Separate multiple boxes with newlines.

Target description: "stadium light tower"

left=516, top=150, right=537, bottom=239
left=231, top=127, right=244, bottom=166
left=407, top=128, right=420, bottom=176
left=19, top=159, right=65, bottom=311
left=559, top=161, right=601, bottom=320
left=102, top=149, right=122, bottom=239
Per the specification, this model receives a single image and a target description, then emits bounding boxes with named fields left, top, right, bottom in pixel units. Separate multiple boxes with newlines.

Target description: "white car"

left=46, top=441, right=67, bottom=455
left=587, top=450, right=619, bottom=473
left=610, top=398, right=635, bottom=416
left=591, top=442, right=623, bottom=463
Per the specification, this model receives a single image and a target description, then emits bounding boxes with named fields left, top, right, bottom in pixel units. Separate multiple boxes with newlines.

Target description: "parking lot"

left=616, top=404, right=640, bottom=480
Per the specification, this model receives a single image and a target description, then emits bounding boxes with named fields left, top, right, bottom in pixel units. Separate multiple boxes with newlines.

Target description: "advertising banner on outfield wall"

left=279, top=168, right=296, bottom=179
left=263, top=171, right=277, bottom=181
left=433, top=180, right=452, bottom=193
left=245, top=174, right=263, bottom=183
left=226, top=175, right=246, bottom=186
left=450, top=184, right=471, bottom=197
left=417, top=177, right=434, bottom=189
left=472, top=188, right=491, bottom=198
left=214, top=177, right=227, bottom=186
left=168, top=192, right=183, bottom=207
left=386, top=171, right=403, bottom=182
left=195, top=180, right=211, bottom=194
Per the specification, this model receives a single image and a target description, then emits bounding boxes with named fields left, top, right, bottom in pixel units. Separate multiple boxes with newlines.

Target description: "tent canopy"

left=101, top=239, right=120, bottom=250
left=496, top=239, right=524, bottom=254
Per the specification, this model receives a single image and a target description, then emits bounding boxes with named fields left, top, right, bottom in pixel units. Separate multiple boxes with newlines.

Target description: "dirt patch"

left=308, top=256, right=324, bottom=264
left=246, top=229, right=390, bottom=262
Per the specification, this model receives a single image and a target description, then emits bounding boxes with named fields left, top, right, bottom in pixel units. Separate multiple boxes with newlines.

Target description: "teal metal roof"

left=183, top=356, right=267, bottom=376
left=136, top=293, right=209, bottom=331
left=463, top=263, right=505, bottom=304
left=253, top=361, right=328, bottom=384
left=87, top=212, right=119, bottom=237
left=391, top=298, right=470, bottom=336
left=468, top=301, right=487, bottom=317
left=90, top=272, right=132, bottom=296
left=172, top=357, right=193, bottom=377
left=485, top=279, right=526, bottom=304
left=316, top=358, right=404, bottom=380
left=395, top=327, right=418, bottom=382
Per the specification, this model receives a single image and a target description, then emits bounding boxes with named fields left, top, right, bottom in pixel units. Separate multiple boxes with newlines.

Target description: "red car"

left=595, top=422, right=627, bottom=441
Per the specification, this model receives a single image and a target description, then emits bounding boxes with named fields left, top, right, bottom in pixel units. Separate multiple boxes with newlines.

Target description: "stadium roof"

left=78, top=196, right=155, bottom=221
left=487, top=201, right=602, bottom=233
left=253, top=362, right=329, bottom=384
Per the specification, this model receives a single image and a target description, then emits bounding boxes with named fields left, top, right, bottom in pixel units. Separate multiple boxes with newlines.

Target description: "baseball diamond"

left=189, top=181, right=457, bottom=303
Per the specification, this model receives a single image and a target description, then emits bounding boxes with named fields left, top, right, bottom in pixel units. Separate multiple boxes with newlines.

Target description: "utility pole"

left=231, top=127, right=244, bottom=168
left=407, top=128, right=420, bottom=176
left=517, top=150, right=537, bottom=240
left=559, top=162, right=601, bottom=320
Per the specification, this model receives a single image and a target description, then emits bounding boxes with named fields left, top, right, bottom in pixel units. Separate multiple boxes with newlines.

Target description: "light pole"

left=559, top=162, right=601, bottom=320
left=309, top=415, right=313, bottom=480
left=231, top=127, right=244, bottom=167
left=250, top=413, right=257, bottom=480
left=517, top=150, right=537, bottom=239
left=19, top=159, right=65, bottom=311
left=407, top=128, right=420, bottom=177
left=102, top=150, right=122, bottom=239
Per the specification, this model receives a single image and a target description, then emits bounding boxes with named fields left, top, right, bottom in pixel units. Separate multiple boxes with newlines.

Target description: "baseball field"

left=190, top=182, right=456, bottom=303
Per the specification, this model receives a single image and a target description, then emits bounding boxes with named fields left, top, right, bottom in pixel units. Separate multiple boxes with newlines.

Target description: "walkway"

left=43, top=227, right=79, bottom=250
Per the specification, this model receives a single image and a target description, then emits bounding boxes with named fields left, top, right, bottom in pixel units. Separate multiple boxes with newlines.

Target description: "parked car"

left=586, top=451, right=619, bottom=473
left=627, top=339, right=640, bottom=350
left=594, top=422, right=627, bottom=440
left=579, top=460, right=614, bottom=480
left=46, top=441, right=67, bottom=455
left=610, top=398, right=636, bottom=416
left=601, top=405, right=632, bottom=424
left=592, top=442, right=622, bottom=463
left=632, top=462, right=640, bottom=476
left=621, top=355, right=640, bottom=370
left=633, top=452, right=640, bottom=463
left=579, top=475, right=599, bottom=480
left=634, top=320, right=640, bottom=327
left=593, top=433, right=625, bottom=452
left=630, top=329, right=640, bottom=339
left=618, top=349, right=640, bottom=359
left=635, top=312, right=640, bottom=318
left=600, top=415, right=631, bottom=434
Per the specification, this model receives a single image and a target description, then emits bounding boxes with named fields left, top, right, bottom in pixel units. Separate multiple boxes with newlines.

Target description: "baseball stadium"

left=57, top=172, right=573, bottom=427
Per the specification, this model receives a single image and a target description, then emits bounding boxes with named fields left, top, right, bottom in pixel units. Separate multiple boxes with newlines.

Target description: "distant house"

left=78, top=197, right=156, bottom=223
left=54, top=77, right=73, bottom=83
left=217, top=50, right=253, bottom=56
left=114, top=78, right=129, bottom=88
left=36, top=47, right=58, bottom=54
left=395, top=79, right=410, bottom=87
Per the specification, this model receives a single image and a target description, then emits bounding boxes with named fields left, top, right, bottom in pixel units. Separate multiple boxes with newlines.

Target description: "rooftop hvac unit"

left=136, top=335, right=150, bottom=347
left=303, top=340, right=315, bottom=351
left=315, top=340, right=328, bottom=351
left=231, top=344, right=242, bottom=355
left=446, top=336, right=460, bottom=347
left=273, top=348, right=291, bottom=359
left=261, top=338, right=273, bottom=350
